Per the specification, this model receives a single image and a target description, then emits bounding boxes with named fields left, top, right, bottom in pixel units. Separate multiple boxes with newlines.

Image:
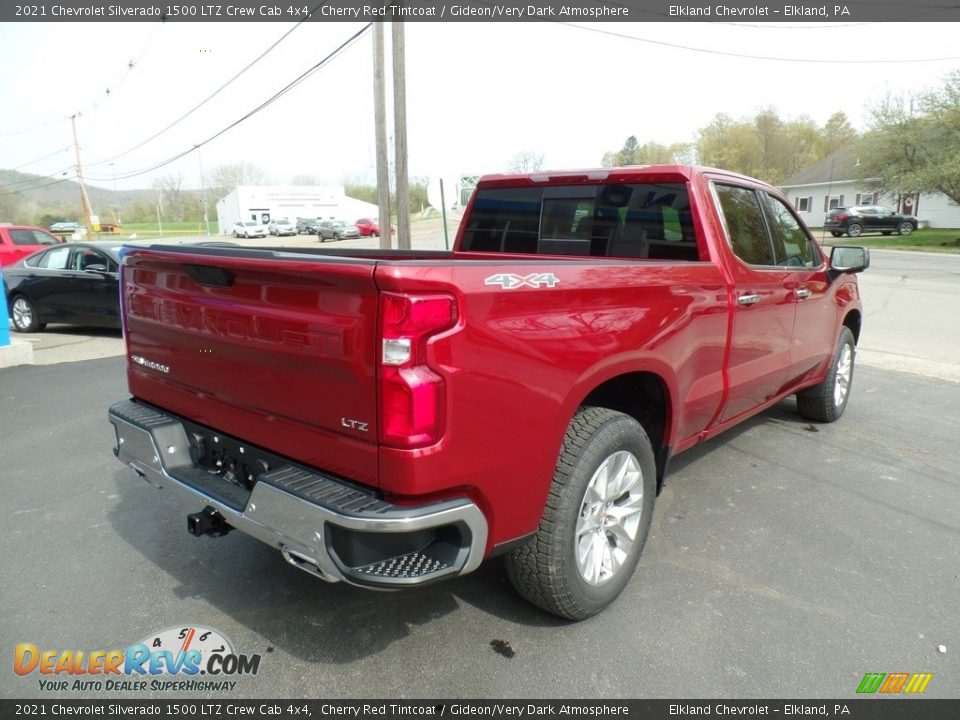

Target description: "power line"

left=557, top=22, right=960, bottom=63
left=87, top=1, right=328, bottom=170
left=2, top=12, right=320, bottom=195
left=86, top=23, right=373, bottom=184
left=11, top=147, right=71, bottom=171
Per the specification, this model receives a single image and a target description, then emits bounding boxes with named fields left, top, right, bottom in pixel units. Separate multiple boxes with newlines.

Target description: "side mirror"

left=828, top=246, right=870, bottom=280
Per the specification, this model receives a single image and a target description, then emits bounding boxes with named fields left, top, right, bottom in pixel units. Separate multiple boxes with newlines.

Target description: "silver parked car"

left=268, top=218, right=297, bottom=236
left=317, top=220, right=361, bottom=242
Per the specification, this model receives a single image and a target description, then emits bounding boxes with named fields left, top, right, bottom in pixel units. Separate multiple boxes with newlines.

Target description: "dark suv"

left=824, top=205, right=918, bottom=238
left=296, top=217, right=320, bottom=234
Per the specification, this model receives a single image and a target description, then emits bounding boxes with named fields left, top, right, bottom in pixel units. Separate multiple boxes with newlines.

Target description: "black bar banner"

left=1, top=699, right=959, bottom=720
left=3, top=0, right=959, bottom=23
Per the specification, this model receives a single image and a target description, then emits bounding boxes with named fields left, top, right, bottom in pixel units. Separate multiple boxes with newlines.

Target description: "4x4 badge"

left=484, top=273, right=560, bottom=290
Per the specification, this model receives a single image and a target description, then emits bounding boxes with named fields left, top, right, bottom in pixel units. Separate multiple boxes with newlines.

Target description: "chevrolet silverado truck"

left=107, top=166, right=869, bottom=620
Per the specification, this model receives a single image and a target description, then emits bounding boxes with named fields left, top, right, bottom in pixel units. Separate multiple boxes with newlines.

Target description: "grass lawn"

left=90, top=221, right=218, bottom=240
left=809, top=227, right=960, bottom=253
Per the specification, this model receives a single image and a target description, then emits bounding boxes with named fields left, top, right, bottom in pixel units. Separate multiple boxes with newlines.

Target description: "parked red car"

left=354, top=218, right=381, bottom=237
left=0, top=225, right=64, bottom=267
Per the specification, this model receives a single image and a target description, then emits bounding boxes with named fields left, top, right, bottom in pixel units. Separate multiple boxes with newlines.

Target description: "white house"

left=780, top=146, right=960, bottom=229
left=216, top=185, right=379, bottom=233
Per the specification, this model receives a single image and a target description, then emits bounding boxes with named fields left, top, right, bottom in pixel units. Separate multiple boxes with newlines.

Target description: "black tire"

left=505, top=407, right=656, bottom=620
left=846, top=223, right=863, bottom=238
left=797, top=327, right=856, bottom=423
left=372, top=230, right=379, bottom=238
left=10, top=294, right=45, bottom=332
left=831, top=232, right=842, bottom=238
left=897, top=222, right=914, bottom=236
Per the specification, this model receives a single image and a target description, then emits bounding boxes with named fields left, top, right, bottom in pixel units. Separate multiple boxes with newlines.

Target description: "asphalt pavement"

left=1, top=246, right=958, bottom=700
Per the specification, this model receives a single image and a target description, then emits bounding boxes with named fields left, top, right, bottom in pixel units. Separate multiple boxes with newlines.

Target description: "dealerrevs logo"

left=14, top=626, right=262, bottom=692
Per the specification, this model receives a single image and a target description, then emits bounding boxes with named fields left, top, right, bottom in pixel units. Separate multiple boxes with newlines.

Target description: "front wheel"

left=846, top=223, right=863, bottom=238
left=897, top=222, right=914, bottom=236
left=797, top=327, right=856, bottom=423
left=505, top=407, right=656, bottom=620
left=10, top=294, right=45, bottom=332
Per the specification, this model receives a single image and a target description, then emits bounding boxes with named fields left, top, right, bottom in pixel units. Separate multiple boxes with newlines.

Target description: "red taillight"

left=378, top=292, right=457, bottom=448
left=835, top=213, right=849, bottom=222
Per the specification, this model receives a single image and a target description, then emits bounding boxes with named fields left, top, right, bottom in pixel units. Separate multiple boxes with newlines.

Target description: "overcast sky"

left=1, top=20, right=959, bottom=193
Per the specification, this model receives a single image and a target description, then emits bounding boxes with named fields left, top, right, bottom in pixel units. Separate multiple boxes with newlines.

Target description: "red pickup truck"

left=108, top=166, right=869, bottom=619
left=0, top=225, right=63, bottom=267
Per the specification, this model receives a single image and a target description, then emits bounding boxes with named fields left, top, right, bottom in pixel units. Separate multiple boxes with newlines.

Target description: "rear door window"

left=461, top=182, right=700, bottom=260
left=759, top=193, right=820, bottom=268
left=714, top=184, right=775, bottom=266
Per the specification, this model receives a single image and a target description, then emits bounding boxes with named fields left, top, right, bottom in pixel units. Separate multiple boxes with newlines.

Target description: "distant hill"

left=0, top=169, right=199, bottom=225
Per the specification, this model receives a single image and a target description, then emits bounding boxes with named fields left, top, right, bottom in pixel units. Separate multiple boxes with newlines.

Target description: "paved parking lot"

left=1, top=247, right=958, bottom=700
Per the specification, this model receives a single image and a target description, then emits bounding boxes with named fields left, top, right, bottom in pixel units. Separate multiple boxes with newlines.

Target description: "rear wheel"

left=10, top=295, right=45, bottom=332
left=897, top=222, right=914, bottom=236
left=505, top=407, right=656, bottom=620
left=847, top=223, right=863, bottom=238
left=797, top=327, right=856, bottom=423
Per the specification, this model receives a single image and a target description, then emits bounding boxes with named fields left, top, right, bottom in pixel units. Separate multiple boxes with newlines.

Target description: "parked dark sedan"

left=4, top=242, right=122, bottom=332
left=824, top=205, right=918, bottom=238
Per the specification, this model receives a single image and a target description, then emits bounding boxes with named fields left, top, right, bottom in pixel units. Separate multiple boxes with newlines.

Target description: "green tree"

left=819, top=112, right=858, bottom=158
left=858, top=72, right=960, bottom=204
left=602, top=137, right=691, bottom=167
left=0, top=185, right=25, bottom=223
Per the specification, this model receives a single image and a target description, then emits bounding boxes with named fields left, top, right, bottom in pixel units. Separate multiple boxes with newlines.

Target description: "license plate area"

left=187, top=426, right=272, bottom=492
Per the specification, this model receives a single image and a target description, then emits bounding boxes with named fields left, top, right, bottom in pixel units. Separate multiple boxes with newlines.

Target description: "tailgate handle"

left=183, top=264, right=235, bottom=288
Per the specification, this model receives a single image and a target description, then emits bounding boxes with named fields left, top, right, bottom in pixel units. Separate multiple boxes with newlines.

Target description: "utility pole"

left=373, top=22, right=391, bottom=250
left=196, top=145, right=210, bottom=236
left=71, top=114, right=96, bottom=238
left=109, top=162, right=121, bottom=228
left=392, top=21, right=411, bottom=250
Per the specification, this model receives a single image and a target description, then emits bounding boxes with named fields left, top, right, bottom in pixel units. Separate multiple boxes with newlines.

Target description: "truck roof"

left=476, top=165, right=772, bottom=188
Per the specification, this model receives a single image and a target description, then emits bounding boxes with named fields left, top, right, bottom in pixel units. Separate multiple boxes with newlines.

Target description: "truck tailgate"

left=121, top=247, right=380, bottom=487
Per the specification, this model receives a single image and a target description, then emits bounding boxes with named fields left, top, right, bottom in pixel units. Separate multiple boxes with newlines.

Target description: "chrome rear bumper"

left=108, top=399, right=488, bottom=588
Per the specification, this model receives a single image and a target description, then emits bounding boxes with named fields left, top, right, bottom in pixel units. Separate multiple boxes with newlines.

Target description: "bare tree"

left=508, top=150, right=545, bottom=173
left=151, top=174, right=185, bottom=221
left=209, top=162, right=267, bottom=199
left=290, top=173, right=320, bottom=185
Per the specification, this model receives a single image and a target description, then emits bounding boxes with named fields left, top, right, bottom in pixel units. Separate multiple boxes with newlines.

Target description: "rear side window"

left=460, top=182, right=700, bottom=260
left=35, top=245, right=71, bottom=269
left=759, top=193, right=820, bottom=268
left=714, top=184, right=774, bottom=266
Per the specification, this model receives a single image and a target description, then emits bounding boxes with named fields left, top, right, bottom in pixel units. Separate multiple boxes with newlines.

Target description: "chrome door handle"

left=795, top=288, right=812, bottom=300
left=737, top=293, right=761, bottom=306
